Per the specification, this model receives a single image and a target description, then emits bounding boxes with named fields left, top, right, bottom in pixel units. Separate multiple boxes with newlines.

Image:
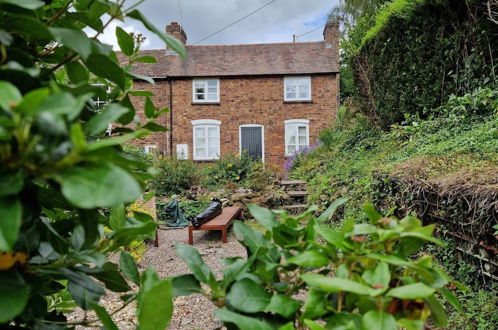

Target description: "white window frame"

left=284, top=76, right=312, bottom=101
left=144, top=145, right=157, bottom=154
left=239, top=124, right=265, bottom=163
left=192, top=119, right=221, bottom=160
left=192, top=79, right=220, bottom=103
left=176, top=144, right=188, bottom=160
left=284, top=119, right=310, bottom=156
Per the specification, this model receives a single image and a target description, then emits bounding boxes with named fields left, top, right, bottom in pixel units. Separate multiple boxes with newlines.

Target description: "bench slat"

left=191, top=207, right=241, bottom=230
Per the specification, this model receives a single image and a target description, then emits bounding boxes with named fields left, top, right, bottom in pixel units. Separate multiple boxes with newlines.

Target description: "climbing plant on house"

left=0, top=0, right=184, bottom=328
left=175, top=201, right=465, bottom=329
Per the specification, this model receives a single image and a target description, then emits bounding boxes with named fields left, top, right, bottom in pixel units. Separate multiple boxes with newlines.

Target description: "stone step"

left=287, top=190, right=308, bottom=198
left=280, top=179, right=307, bottom=186
left=282, top=204, right=310, bottom=210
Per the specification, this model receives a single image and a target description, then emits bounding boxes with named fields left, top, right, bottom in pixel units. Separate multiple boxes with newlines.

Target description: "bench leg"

left=154, top=229, right=159, bottom=247
left=188, top=226, right=193, bottom=245
left=221, top=227, right=227, bottom=243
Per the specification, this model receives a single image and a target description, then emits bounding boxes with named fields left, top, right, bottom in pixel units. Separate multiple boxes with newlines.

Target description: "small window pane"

left=298, top=135, right=307, bottom=144
left=195, top=87, right=205, bottom=93
left=298, top=92, right=309, bottom=99
left=286, top=92, right=296, bottom=99
left=207, top=80, right=217, bottom=87
left=288, top=135, right=296, bottom=144
left=208, top=136, right=217, bottom=146
left=286, top=85, right=297, bottom=92
left=288, top=145, right=296, bottom=154
left=195, top=94, right=205, bottom=100
left=298, top=126, right=307, bottom=135
left=208, top=147, right=218, bottom=157
left=208, top=127, right=218, bottom=137
left=196, top=147, right=206, bottom=157
left=208, top=87, right=217, bottom=93
left=207, top=93, right=217, bottom=100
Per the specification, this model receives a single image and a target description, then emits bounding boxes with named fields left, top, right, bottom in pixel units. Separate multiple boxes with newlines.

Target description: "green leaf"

left=438, top=287, right=464, bottom=314
left=109, top=204, right=125, bottom=230
left=56, top=163, right=142, bottom=208
left=314, top=224, right=352, bottom=250
left=0, top=272, right=29, bottom=323
left=0, top=171, right=23, bottom=197
left=0, top=0, right=43, bottom=9
left=361, top=262, right=390, bottom=290
left=363, top=203, right=382, bottom=224
left=137, top=278, right=173, bottom=330
left=66, top=271, right=105, bottom=310
left=264, top=294, right=301, bottom=318
left=226, top=278, right=271, bottom=313
left=142, top=122, right=167, bottom=132
left=0, top=81, right=21, bottom=110
left=302, top=289, right=328, bottom=319
left=287, top=250, right=329, bottom=268
left=126, top=71, right=155, bottom=85
left=129, top=90, right=154, bottom=96
left=93, top=268, right=131, bottom=292
left=144, top=97, right=155, bottom=118
left=14, top=88, right=49, bottom=115
left=397, top=318, right=424, bottom=330
left=0, top=196, right=21, bottom=251
left=111, top=222, right=156, bottom=246
left=326, top=313, right=361, bottom=330
left=135, top=55, right=157, bottom=63
left=214, top=308, right=273, bottom=330
left=85, top=103, right=128, bottom=135
left=361, top=310, right=397, bottom=330
left=85, top=54, right=126, bottom=90
left=247, top=203, right=279, bottom=230
left=119, top=251, right=140, bottom=285
left=4, top=15, right=51, bottom=39
left=115, top=26, right=134, bottom=56
left=86, top=130, right=149, bottom=151
left=387, top=283, right=435, bottom=299
left=301, top=274, right=372, bottom=295
left=279, top=322, right=295, bottom=330
left=399, top=225, right=445, bottom=247
left=303, top=319, right=326, bottom=330
left=317, top=197, right=348, bottom=223
left=50, top=28, right=92, bottom=60
left=90, top=302, right=119, bottom=330
left=66, top=61, right=89, bottom=84
left=175, top=244, right=219, bottom=291
left=70, top=123, right=88, bottom=151
left=425, top=295, right=448, bottom=327
left=367, top=253, right=409, bottom=266
left=221, top=251, right=258, bottom=289
left=127, top=10, right=186, bottom=58
left=171, top=274, right=202, bottom=297
left=233, top=221, right=274, bottom=255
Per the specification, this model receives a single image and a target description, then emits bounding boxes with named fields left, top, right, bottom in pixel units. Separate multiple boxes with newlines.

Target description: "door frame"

left=239, top=124, right=265, bottom=163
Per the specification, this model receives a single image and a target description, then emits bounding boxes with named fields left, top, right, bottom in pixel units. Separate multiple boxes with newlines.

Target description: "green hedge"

left=350, top=0, right=498, bottom=126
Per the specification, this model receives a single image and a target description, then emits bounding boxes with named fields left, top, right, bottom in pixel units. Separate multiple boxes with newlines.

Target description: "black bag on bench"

left=191, top=198, right=222, bottom=228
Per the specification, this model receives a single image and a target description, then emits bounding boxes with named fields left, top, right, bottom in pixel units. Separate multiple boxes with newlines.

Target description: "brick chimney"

left=166, top=22, right=187, bottom=45
left=323, top=20, right=339, bottom=63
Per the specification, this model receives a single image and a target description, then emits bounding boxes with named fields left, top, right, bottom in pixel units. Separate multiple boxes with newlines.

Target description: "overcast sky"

left=99, top=0, right=339, bottom=49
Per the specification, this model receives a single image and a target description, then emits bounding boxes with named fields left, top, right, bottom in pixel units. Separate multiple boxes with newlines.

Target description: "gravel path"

left=68, top=226, right=247, bottom=329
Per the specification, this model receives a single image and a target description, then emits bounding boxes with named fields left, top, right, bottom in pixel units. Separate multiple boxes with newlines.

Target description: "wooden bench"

left=188, top=206, right=242, bottom=245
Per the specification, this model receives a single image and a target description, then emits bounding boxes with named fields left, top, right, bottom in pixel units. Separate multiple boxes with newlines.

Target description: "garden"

left=0, top=0, right=497, bottom=329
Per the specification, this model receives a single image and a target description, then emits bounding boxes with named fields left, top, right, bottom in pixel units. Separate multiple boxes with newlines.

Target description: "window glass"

left=284, top=77, right=311, bottom=101
left=193, top=79, right=219, bottom=102
left=193, top=123, right=220, bottom=160
left=285, top=121, right=309, bottom=156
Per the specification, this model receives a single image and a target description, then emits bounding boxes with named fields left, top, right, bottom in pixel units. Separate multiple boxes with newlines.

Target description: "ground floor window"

left=284, top=119, right=309, bottom=156
left=192, top=119, right=221, bottom=160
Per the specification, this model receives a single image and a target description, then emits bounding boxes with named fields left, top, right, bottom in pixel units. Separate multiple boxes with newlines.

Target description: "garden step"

left=280, top=179, right=307, bottom=186
left=287, top=191, right=308, bottom=198
left=282, top=204, right=310, bottom=210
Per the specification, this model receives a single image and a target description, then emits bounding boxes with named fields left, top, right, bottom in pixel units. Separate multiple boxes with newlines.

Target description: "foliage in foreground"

left=0, top=0, right=185, bottom=328
left=174, top=201, right=465, bottom=329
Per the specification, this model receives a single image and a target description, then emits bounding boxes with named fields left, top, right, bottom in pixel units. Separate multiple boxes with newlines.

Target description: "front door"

left=240, top=126, right=263, bottom=161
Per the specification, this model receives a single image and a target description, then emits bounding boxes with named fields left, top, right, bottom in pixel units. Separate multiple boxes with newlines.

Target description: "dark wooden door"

left=241, top=126, right=263, bottom=160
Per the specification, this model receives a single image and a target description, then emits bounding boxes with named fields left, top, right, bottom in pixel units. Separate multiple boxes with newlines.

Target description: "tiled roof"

left=123, top=41, right=338, bottom=78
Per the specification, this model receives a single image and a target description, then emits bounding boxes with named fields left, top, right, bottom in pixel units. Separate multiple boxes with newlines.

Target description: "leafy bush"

left=204, top=152, right=255, bottom=188
left=123, top=144, right=155, bottom=165
left=152, top=158, right=201, bottom=196
left=174, top=201, right=465, bottom=329
left=0, top=0, right=185, bottom=328
left=245, top=163, right=279, bottom=192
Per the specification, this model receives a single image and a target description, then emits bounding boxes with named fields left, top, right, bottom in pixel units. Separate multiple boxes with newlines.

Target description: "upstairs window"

left=284, top=119, right=309, bottom=156
left=192, top=120, right=221, bottom=160
left=193, top=79, right=220, bottom=103
left=284, top=76, right=311, bottom=101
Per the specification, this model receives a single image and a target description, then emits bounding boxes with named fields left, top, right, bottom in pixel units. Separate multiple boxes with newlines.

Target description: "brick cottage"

left=126, top=21, right=339, bottom=170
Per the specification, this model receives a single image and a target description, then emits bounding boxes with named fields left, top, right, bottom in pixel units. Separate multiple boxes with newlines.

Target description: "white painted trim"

left=284, top=120, right=310, bottom=156
left=144, top=145, right=157, bottom=154
left=191, top=119, right=221, bottom=126
left=239, top=124, right=265, bottom=163
left=284, top=76, right=312, bottom=101
left=192, top=120, right=221, bottom=160
left=284, top=119, right=310, bottom=125
left=192, top=78, right=220, bottom=103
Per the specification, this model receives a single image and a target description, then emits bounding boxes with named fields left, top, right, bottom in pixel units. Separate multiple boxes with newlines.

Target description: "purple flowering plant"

left=285, top=141, right=324, bottom=172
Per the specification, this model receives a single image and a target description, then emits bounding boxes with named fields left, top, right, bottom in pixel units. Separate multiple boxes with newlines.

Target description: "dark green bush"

left=204, top=152, right=255, bottom=188
left=152, top=158, right=201, bottom=196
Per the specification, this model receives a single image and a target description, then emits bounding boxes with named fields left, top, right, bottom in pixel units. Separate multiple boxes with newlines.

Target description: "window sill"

left=191, top=102, right=221, bottom=105
left=284, top=100, right=313, bottom=104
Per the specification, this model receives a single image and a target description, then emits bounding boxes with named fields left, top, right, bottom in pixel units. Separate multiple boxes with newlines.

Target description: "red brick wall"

left=129, top=74, right=338, bottom=169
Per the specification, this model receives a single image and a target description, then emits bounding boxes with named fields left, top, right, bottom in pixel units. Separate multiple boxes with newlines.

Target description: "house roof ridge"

left=186, top=40, right=326, bottom=47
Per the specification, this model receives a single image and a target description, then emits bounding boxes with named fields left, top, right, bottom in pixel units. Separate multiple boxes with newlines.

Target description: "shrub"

left=152, top=158, right=201, bottom=196
left=204, top=152, right=255, bottom=188
left=123, top=144, right=155, bottom=165
left=174, top=201, right=465, bottom=329
left=245, top=163, right=280, bottom=192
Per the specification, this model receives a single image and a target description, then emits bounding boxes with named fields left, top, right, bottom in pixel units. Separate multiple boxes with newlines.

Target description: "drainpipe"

left=169, top=79, right=173, bottom=158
